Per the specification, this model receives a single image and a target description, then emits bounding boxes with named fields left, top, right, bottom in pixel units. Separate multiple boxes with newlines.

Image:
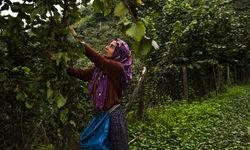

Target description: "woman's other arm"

left=67, top=66, right=95, bottom=81
left=83, top=44, right=123, bottom=78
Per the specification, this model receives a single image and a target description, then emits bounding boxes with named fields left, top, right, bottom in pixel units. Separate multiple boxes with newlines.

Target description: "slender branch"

left=212, top=64, right=218, bottom=94
left=121, top=0, right=137, bottom=22
left=125, top=66, right=147, bottom=113
left=128, top=133, right=144, bottom=145
left=49, top=10, right=56, bottom=25
left=62, top=0, right=69, bottom=26
left=41, top=124, right=49, bottom=143
left=22, top=0, right=27, bottom=4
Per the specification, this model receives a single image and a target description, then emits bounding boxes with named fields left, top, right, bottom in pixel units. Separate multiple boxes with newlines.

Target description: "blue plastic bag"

left=80, top=112, right=111, bottom=150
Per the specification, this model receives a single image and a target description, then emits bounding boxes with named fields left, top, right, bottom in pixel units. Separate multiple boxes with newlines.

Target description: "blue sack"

left=80, top=112, right=111, bottom=150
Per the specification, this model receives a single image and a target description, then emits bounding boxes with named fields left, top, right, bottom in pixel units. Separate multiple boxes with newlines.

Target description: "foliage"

left=0, top=0, right=250, bottom=149
left=135, top=0, right=250, bottom=103
left=0, top=0, right=147, bottom=148
left=128, top=85, right=250, bottom=149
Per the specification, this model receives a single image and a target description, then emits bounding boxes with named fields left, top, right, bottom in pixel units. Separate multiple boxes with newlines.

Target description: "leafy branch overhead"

left=91, top=0, right=158, bottom=57
left=0, top=0, right=249, bottom=149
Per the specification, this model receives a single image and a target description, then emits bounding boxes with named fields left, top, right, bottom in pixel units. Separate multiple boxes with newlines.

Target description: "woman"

left=66, top=29, right=132, bottom=150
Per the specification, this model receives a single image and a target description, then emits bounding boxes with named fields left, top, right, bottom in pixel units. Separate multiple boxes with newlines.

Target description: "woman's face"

left=104, top=40, right=117, bottom=58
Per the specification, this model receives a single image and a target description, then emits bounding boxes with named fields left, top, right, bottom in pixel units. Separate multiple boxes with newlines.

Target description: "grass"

left=127, top=85, right=250, bottom=150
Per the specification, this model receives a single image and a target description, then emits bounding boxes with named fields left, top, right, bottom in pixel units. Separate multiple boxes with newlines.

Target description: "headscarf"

left=88, top=38, right=132, bottom=110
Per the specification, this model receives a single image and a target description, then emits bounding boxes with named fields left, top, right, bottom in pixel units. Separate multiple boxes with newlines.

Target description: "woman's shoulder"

left=108, top=59, right=124, bottom=69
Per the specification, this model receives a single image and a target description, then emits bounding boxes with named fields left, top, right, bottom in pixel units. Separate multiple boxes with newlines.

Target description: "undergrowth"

left=128, top=85, right=250, bottom=149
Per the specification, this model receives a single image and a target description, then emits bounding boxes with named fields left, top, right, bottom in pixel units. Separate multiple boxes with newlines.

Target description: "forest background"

left=0, top=0, right=249, bottom=149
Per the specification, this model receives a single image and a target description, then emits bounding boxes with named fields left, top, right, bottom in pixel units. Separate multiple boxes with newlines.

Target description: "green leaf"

left=92, top=0, right=102, bottom=12
left=103, top=0, right=111, bottom=16
left=56, top=93, right=67, bottom=108
left=114, top=2, right=129, bottom=17
left=63, top=52, right=70, bottom=64
left=90, top=0, right=111, bottom=15
left=47, top=87, right=53, bottom=99
left=136, top=0, right=143, bottom=6
left=141, top=38, right=152, bottom=56
left=0, top=73, right=7, bottom=82
left=56, top=52, right=63, bottom=66
left=46, top=81, right=54, bottom=104
left=21, top=66, right=31, bottom=75
left=12, top=67, right=18, bottom=72
left=16, top=91, right=28, bottom=101
left=172, top=21, right=182, bottom=34
left=132, top=37, right=152, bottom=57
left=47, top=88, right=54, bottom=104
left=126, top=21, right=146, bottom=42
left=30, top=8, right=38, bottom=21
left=46, top=81, right=53, bottom=99
left=70, top=120, right=76, bottom=127
left=60, top=108, right=68, bottom=124
left=25, top=101, right=33, bottom=109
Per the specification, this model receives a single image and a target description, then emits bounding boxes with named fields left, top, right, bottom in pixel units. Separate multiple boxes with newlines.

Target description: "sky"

left=1, top=0, right=22, bottom=17
left=0, top=0, right=93, bottom=17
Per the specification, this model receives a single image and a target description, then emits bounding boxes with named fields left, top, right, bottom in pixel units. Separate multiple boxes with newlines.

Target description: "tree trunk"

left=202, top=68, right=208, bottom=96
left=226, top=63, right=231, bottom=85
left=234, top=64, right=238, bottom=83
left=212, top=65, right=218, bottom=94
left=99, top=21, right=102, bottom=30
left=137, top=88, right=145, bottom=120
left=241, top=66, right=248, bottom=83
left=247, top=66, right=250, bottom=83
left=125, top=66, right=147, bottom=114
left=182, top=65, right=188, bottom=100
left=218, top=65, right=223, bottom=90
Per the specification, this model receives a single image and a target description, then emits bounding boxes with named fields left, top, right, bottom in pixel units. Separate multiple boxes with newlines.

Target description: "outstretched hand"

left=68, top=25, right=85, bottom=44
left=68, top=25, right=77, bottom=37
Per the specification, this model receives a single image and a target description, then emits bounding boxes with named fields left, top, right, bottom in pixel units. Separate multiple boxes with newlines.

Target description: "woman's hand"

left=68, top=25, right=85, bottom=45
left=68, top=25, right=77, bottom=37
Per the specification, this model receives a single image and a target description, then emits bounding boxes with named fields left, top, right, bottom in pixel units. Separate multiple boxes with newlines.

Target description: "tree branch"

left=125, top=66, right=147, bottom=114
left=62, top=0, right=69, bottom=26
left=128, top=133, right=144, bottom=145
left=121, top=0, right=137, bottom=22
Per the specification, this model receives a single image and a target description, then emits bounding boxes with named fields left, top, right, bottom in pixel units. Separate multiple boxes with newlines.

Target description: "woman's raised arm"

left=67, top=66, right=95, bottom=81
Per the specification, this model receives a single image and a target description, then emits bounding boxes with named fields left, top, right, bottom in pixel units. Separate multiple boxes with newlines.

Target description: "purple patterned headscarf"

left=88, top=38, right=132, bottom=110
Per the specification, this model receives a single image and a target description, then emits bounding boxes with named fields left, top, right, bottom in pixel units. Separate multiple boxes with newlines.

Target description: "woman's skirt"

left=108, top=106, right=128, bottom=150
